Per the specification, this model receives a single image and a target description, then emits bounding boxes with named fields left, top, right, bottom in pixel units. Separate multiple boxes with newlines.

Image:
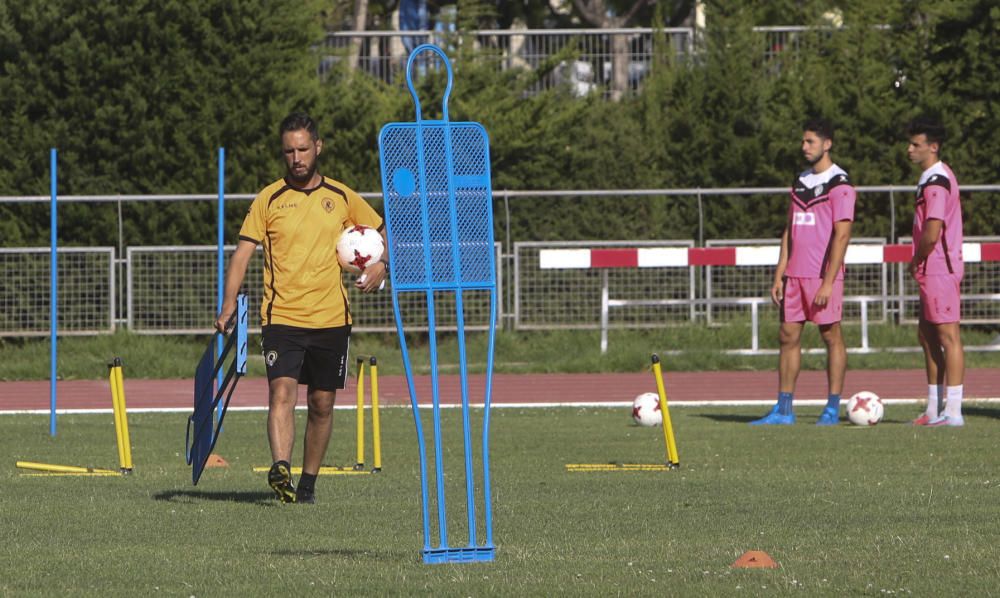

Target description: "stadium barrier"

left=537, top=242, right=1000, bottom=354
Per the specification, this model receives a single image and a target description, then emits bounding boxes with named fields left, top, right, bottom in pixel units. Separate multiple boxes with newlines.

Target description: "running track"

left=2, top=369, right=999, bottom=412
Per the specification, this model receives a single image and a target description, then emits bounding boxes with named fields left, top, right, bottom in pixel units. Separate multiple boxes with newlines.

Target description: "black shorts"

left=260, top=324, right=351, bottom=391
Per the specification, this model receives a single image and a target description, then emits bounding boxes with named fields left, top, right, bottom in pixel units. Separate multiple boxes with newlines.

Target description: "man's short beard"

left=806, top=153, right=823, bottom=166
left=287, top=164, right=317, bottom=184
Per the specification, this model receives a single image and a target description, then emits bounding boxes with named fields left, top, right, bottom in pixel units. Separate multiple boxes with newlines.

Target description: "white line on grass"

left=4, top=397, right=999, bottom=415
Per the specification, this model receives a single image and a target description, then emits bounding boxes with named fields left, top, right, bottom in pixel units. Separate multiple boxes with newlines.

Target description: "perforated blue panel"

left=380, top=122, right=495, bottom=289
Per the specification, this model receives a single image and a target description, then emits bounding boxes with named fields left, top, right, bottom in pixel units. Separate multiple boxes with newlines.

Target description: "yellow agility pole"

left=353, top=355, right=383, bottom=472
left=355, top=356, right=367, bottom=470
left=117, top=366, right=132, bottom=471
left=564, top=354, right=680, bottom=473
left=15, top=461, right=119, bottom=475
left=109, top=361, right=125, bottom=470
left=114, top=358, right=133, bottom=471
left=15, top=358, right=134, bottom=477
left=369, top=356, right=382, bottom=472
left=108, top=358, right=133, bottom=473
left=651, top=354, right=679, bottom=468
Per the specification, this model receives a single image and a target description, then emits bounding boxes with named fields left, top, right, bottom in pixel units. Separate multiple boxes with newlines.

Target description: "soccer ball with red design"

left=631, top=392, right=663, bottom=427
left=336, top=225, right=384, bottom=273
left=846, top=391, right=884, bottom=426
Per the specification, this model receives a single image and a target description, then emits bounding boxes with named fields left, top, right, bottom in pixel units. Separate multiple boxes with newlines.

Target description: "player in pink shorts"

left=906, top=117, right=965, bottom=427
left=751, top=118, right=856, bottom=426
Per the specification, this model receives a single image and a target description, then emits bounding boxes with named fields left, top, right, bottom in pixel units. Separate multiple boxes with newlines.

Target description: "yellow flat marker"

left=252, top=466, right=375, bottom=476
left=565, top=463, right=675, bottom=472
left=16, top=461, right=121, bottom=475
left=19, top=472, right=123, bottom=477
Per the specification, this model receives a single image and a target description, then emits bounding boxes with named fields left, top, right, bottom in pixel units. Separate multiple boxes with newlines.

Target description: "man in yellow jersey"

left=215, top=112, right=388, bottom=504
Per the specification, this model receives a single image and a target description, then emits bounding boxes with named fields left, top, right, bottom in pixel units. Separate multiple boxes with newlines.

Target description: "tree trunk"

left=348, top=0, right=369, bottom=71
left=573, top=0, right=648, bottom=100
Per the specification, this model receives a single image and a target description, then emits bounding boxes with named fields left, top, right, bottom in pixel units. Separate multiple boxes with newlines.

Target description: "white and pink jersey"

left=785, top=164, right=856, bottom=279
left=913, top=161, right=963, bottom=278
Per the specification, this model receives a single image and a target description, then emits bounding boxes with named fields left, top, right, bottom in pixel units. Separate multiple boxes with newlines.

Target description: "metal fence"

left=0, top=247, right=115, bottom=336
left=321, top=26, right=884, bottom=95
left=322, top=28, right=695, bottom=95
left=124, top=243, right=503, bottom=335
left=2, top=188, right=998, bottom=355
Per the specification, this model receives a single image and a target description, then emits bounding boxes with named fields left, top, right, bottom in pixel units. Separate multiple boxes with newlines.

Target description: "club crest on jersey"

left=322, top=198, right=334, bottom=213
left=794, top=212, right=816, bottom=226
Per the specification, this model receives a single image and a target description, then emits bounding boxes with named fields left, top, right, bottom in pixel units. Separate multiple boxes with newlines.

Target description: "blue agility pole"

left=215, top=147, right=226, bottom=428
left=49, top=148, right=58, bottom=437
left=379, top=44, right=497, bottom=564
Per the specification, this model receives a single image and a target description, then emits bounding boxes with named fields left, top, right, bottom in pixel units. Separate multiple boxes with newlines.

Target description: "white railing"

left=600, top=295, right=1000, bottom=356
left=321, top=26, right=888, bottom=94
left=2, top=188, right=998, bottom=355
left=321, top=27, right=695, bottom=95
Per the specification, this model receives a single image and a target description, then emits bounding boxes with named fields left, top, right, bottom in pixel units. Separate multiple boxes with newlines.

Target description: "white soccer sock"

left=944, top=385, right=964, bottom=419
left=925, top=385, right=940, bottom=418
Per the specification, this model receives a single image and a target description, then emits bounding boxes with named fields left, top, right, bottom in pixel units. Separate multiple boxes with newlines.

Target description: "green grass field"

left=5, top=404, right=1000, bottom=595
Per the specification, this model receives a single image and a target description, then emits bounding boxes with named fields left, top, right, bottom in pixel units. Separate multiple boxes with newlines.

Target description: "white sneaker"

left=927, top=415, right=964, bottom=427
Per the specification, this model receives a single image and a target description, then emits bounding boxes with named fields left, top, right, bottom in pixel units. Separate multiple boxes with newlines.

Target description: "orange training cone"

left=206, top=454, right=229, bottom=468
left=732, top=550, right=779, bottom=569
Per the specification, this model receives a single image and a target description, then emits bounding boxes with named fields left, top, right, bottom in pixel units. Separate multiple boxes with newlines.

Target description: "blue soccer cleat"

left=749, top=405, right=796, bottom=426
left=815, top=407, right=840, bottom=426
left=927, top=415, right=964, bottom=427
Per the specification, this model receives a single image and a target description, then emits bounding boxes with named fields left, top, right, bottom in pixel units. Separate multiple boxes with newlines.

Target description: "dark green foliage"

left=0, top=0, right=326, bottom=245
left=0, top=0, right=997, bottom=247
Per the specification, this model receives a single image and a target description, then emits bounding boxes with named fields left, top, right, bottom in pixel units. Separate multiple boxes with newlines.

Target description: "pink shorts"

left=781, top=277, right=843, bottom=325
left=916, top=273, right=961, bottom=323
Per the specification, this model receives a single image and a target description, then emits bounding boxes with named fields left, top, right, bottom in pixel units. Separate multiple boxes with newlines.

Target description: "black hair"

left=802, top=118, right=835, bottom=142
left=906, top=117, right=946, bottom=147
left=279, top=112, right=319, bottom=141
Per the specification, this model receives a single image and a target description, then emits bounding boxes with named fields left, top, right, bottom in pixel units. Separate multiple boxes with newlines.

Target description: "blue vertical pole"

left=216, top=147, right=226, bottom=426
left=49, top=148, right=58, bottom=436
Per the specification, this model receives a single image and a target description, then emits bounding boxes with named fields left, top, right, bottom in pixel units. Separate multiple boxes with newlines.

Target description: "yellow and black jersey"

left=239, top=176, right=384, bottom=328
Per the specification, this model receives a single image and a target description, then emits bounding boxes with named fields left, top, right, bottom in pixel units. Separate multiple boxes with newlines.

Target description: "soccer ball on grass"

left=846, top=391, right=884, bottom=426
left=631, top=392, right=663, bottom=427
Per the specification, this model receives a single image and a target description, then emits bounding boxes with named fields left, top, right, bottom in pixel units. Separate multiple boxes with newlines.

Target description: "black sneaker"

left=295, top=486, right=316, bottom=504
left=267, top=462, right=297, bottom=503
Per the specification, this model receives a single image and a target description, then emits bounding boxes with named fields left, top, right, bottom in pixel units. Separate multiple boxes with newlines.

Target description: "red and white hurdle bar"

left=539, top=243, right=1000, bottom=269
left=538, top=243, right=1000, bottom=354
